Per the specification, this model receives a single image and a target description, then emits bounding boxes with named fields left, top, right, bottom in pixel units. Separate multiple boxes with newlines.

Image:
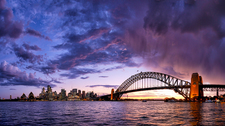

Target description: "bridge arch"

left=115, top=72, right=191, bottom=99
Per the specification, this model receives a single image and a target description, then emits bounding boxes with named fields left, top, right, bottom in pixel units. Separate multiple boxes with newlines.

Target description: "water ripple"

left=0, top=101, right=225, bottom=125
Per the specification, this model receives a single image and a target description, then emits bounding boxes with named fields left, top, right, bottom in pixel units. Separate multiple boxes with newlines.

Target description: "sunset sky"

left=1, top=0, right=225, bottom=99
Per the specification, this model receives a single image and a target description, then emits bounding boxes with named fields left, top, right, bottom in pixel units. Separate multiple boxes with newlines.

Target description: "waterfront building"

left=60, top=89, right=66, bottom=100
left=58, top=93, right=61, bottom=100
left=71, top=89, right=77, bottom=96
left=52, top=91, right=58, bottom=100
left=47, top=85, right=52, bottom=93
left=28, top=92, right=34, bottom=99
left=78, top=90, right=81, bottom=97
left=28, top=92, right=35, bottom=101
left=21, top=93, right=27, bottom=100
left=82, top=91, right=85, bottom=99
left=67, top=95, right=80, bottom=101
left=47, top=85, right=53, bottom=101
left=86, top=91, right=92, bottom=99
left=39, top=87, right=46, bottom=100
left=68, top=92, right=72, bottom=97
left=10, top=95, right=12, bottom=100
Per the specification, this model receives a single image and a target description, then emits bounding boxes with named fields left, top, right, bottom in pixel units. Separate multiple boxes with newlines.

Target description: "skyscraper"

left=47, top=85, right=52, bottom=93
left=71, top=89, right=77, bottom=96
left=82, top=91, right=85, bottom=99
left=61, top=89, right=66, bottom=100
left=42, top=87, right=45, bottom=94
left=78, top=90, right=81, bottom=97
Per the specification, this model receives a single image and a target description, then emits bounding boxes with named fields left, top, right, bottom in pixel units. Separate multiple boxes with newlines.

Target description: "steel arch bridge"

left=115, top=72, right=191, bottom=99
left=98, top=72, right=225, bottom=100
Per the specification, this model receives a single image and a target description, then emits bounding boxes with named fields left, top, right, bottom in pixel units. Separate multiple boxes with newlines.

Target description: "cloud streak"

left=99, top=76, right=108, bottom=78
left=25, top=28, right=52, bottom=41
left=86, top=85, right=119, bottom=89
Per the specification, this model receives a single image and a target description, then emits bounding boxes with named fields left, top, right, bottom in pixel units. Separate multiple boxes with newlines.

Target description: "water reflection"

left=190, top=102, right=202, bottom=125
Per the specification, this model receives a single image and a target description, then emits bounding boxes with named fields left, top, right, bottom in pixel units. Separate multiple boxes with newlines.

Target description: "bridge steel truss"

left=116, top=72, right=191, bottom=99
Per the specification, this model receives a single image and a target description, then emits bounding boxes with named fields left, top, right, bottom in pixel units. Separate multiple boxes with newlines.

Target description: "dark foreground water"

left=0, top=101, right=225, bottom=126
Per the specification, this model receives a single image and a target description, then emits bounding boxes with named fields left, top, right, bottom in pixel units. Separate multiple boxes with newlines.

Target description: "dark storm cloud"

left=122, top=0, right=225, bottom=83
left=25, top=28, right=52, bottom=41
left=86, top=85, right=119, bottom=89
left=13, top=44, right=43, bottom=64
left=144, top=0, right=225, bottom=38
left=0, top=0, right=23, bottom=39
left=0, top=61, right=56, bottom=87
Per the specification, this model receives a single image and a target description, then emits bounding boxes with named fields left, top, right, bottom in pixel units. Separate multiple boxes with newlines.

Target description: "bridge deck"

left=99, top=84, right=225, bottom=98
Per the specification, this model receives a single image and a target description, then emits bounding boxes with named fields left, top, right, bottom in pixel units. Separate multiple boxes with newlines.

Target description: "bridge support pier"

left=111, top=89, right=114, bottom=100
left=190, top=73, right=203, bottom=100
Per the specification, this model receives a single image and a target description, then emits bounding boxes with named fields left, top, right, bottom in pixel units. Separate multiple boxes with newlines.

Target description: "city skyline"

left=1, top=0, right=225, bottom=99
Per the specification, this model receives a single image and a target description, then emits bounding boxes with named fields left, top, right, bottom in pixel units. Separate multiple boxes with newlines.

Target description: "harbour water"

left=0, top=101, right=225, bottom=125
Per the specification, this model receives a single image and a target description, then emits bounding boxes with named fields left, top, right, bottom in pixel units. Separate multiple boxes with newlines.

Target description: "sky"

left=1, top=0, right=225, bottom=99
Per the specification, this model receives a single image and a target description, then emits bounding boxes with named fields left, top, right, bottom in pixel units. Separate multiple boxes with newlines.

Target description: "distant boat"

left=205, top=100, right=213, bottom=103
left=168, top=99, right=176, bottom=102
left=216, top=100, right=220, bottom=103
left=142, top=100, right=147, bottom=102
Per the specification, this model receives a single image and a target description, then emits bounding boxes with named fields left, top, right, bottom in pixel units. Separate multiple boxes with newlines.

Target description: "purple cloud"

left=60, top=68, right=101, bottom=79
left=0, top=0, right=23, bottom=39
left=13, top=44, right=43, bottom=64
left=0, top=61, right=56, bottom=87
left=25, top=28, right=52, bottom=41
left=22, top=43, right=41, bottom=51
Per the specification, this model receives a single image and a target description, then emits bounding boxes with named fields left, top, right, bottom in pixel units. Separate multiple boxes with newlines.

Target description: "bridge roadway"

left=99, top=84, right=225, bottom=99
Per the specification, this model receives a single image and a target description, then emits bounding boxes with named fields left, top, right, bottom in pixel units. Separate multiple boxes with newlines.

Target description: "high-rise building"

left=61, top=89, right=66, bottom=100
left=78, top=90, right=81, bottom=97
left=71, top=89, right=77, bottom=96
left=42, top=87, right=45, bottom=94
left=10, top=95, right=12, bottom=100
left=47, top=85, right=52, bottom=94
left=86, top=91, right=92, bottom=99
left=82, top=91, right=85, bottom=99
